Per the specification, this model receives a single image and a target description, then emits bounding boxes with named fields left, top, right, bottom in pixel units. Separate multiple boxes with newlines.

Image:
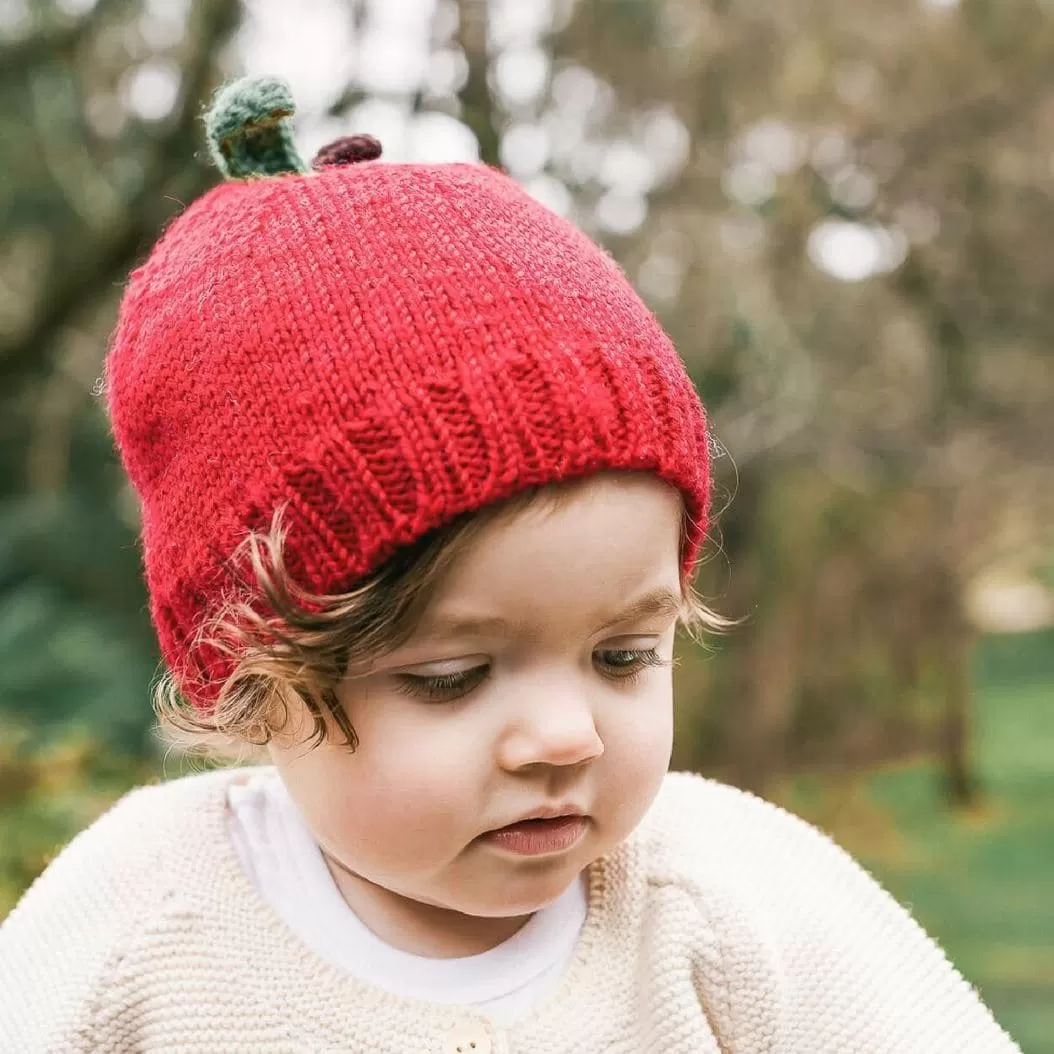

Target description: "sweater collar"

left=176, top=766, right=648, bottom=1034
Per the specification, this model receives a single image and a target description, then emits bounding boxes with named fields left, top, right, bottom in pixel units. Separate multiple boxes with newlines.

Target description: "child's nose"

left=497, top=685, right=605, bottom=771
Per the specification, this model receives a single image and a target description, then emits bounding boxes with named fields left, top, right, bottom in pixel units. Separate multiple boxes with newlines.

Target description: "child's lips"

left=481, top=815, right=589, bottom=856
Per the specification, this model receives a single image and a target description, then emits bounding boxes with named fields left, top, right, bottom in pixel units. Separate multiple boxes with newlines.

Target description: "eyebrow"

left=417, top=586, right=684, bottom=641
left=595, top=587, right=683, bottom=631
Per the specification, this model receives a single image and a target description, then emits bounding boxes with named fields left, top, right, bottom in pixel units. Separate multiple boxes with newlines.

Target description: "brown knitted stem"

left=312, top=135, right=383, bottom=170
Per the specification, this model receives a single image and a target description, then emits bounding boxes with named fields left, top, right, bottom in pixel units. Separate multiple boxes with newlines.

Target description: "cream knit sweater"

left=0, top=768, right=1019, bottom=1053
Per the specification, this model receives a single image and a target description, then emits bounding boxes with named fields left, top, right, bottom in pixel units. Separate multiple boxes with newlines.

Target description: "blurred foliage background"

left=1, top=0, right=1052, bottom=1048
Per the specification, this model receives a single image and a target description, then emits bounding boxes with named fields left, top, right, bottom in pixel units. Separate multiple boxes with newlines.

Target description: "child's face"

left=269, top=473, right=682, bottom=938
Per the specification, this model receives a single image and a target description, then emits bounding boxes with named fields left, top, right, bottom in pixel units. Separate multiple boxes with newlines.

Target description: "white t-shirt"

left=226, top=769, right=588, bottom=1027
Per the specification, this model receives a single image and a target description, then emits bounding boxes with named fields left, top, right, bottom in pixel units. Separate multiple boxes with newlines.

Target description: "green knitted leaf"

left=204, top=75, right=309, bottom=180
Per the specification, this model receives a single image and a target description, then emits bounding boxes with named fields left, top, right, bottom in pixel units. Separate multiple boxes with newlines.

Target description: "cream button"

left=442, top=1022, right=493, bottom=1054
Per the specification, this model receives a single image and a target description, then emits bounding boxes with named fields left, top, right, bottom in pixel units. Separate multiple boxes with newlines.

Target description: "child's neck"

left=322, top=851, right=533, bottom=958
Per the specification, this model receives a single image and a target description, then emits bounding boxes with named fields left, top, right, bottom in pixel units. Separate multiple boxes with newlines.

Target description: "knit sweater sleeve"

left=656, top=773, right=1021, bottom=1054
left=0, top=783, right=168, bottom=1053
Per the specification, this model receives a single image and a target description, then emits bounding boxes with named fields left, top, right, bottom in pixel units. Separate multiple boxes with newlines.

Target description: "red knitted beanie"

left=106, top=76, right=712, bottom=710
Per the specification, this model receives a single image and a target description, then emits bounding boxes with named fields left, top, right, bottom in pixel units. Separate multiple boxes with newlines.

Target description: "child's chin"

left=464, top=869, right=586, bottom=919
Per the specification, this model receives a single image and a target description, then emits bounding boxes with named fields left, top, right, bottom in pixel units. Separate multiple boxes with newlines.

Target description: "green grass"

left=778, top=629, right=1054, bottom=1053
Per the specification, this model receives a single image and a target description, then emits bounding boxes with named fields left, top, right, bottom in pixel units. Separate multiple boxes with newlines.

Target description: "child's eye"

left=595, top=648, right=671, bottom=683
left=394, top=665, right=489, bottom=703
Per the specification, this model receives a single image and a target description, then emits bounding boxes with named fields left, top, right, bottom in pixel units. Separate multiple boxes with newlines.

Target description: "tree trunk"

left=929, top=560, right=980, bottom=808
left=939, top=619, right=979, bottom=807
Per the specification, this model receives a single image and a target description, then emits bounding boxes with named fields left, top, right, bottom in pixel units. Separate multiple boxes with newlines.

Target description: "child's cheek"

left=599, top=682, right=674, bottom=818
left=306, top=733, right=483, bottom=869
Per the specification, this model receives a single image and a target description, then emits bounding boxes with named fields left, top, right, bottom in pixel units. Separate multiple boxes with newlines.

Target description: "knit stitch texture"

left=0, top=770, right=1020, bottom=1053
left=106, top=159, right=711, bottom=708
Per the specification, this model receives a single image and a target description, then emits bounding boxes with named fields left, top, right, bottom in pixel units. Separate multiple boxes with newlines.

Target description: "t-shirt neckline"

left=238, top=768, right=589, bottom=1005
left=197, top=765, right=633, bottom=1028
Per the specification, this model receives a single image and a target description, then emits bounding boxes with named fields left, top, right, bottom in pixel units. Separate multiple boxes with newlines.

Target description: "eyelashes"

left=395, top=667, right=489, bottom=703
left=393, top=648, right=672, bottom=705
left=599, top=648, right=670, bottom=675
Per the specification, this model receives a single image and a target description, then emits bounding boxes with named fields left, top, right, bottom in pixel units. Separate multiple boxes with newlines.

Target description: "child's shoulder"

left=5, top=767, right=240, bottom=925
left=634, top=778, right=1019, bottom=1051
left=639, top=771, right=959, bottom=996
left=647, top=769, right=826, bottom=849
left=0, top=767, right=249, bottom=1051
left=641, top=770, right=870, bottom=899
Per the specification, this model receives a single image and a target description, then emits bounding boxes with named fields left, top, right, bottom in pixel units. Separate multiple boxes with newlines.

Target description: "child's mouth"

left=482, top=816, right=588, bottom=856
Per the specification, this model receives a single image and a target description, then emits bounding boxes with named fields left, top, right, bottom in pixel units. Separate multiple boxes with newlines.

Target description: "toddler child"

left=0, top=75, right=1020, bottom=1053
